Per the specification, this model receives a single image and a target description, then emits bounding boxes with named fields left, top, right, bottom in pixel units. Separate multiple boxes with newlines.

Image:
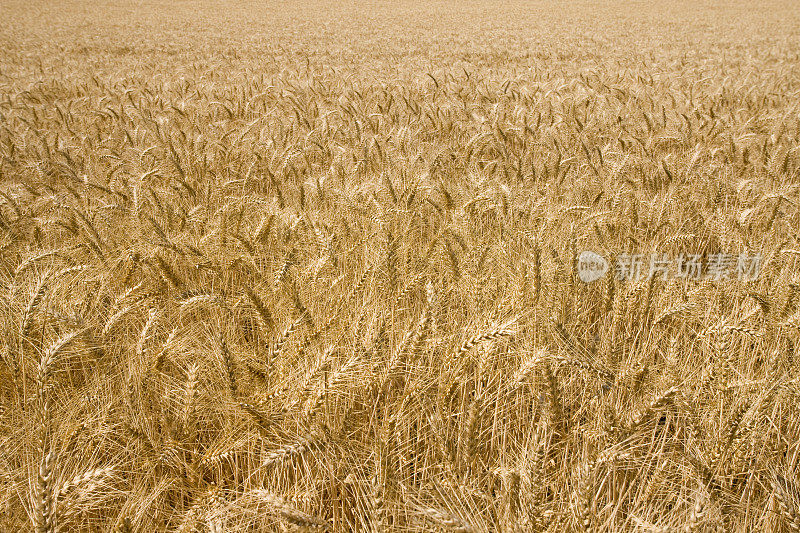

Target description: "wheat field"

left=2, top=0, right=800, bottom=531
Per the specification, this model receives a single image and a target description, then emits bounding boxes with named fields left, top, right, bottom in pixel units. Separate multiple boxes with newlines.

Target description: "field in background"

left=2, top=1, right=800, bottom=531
